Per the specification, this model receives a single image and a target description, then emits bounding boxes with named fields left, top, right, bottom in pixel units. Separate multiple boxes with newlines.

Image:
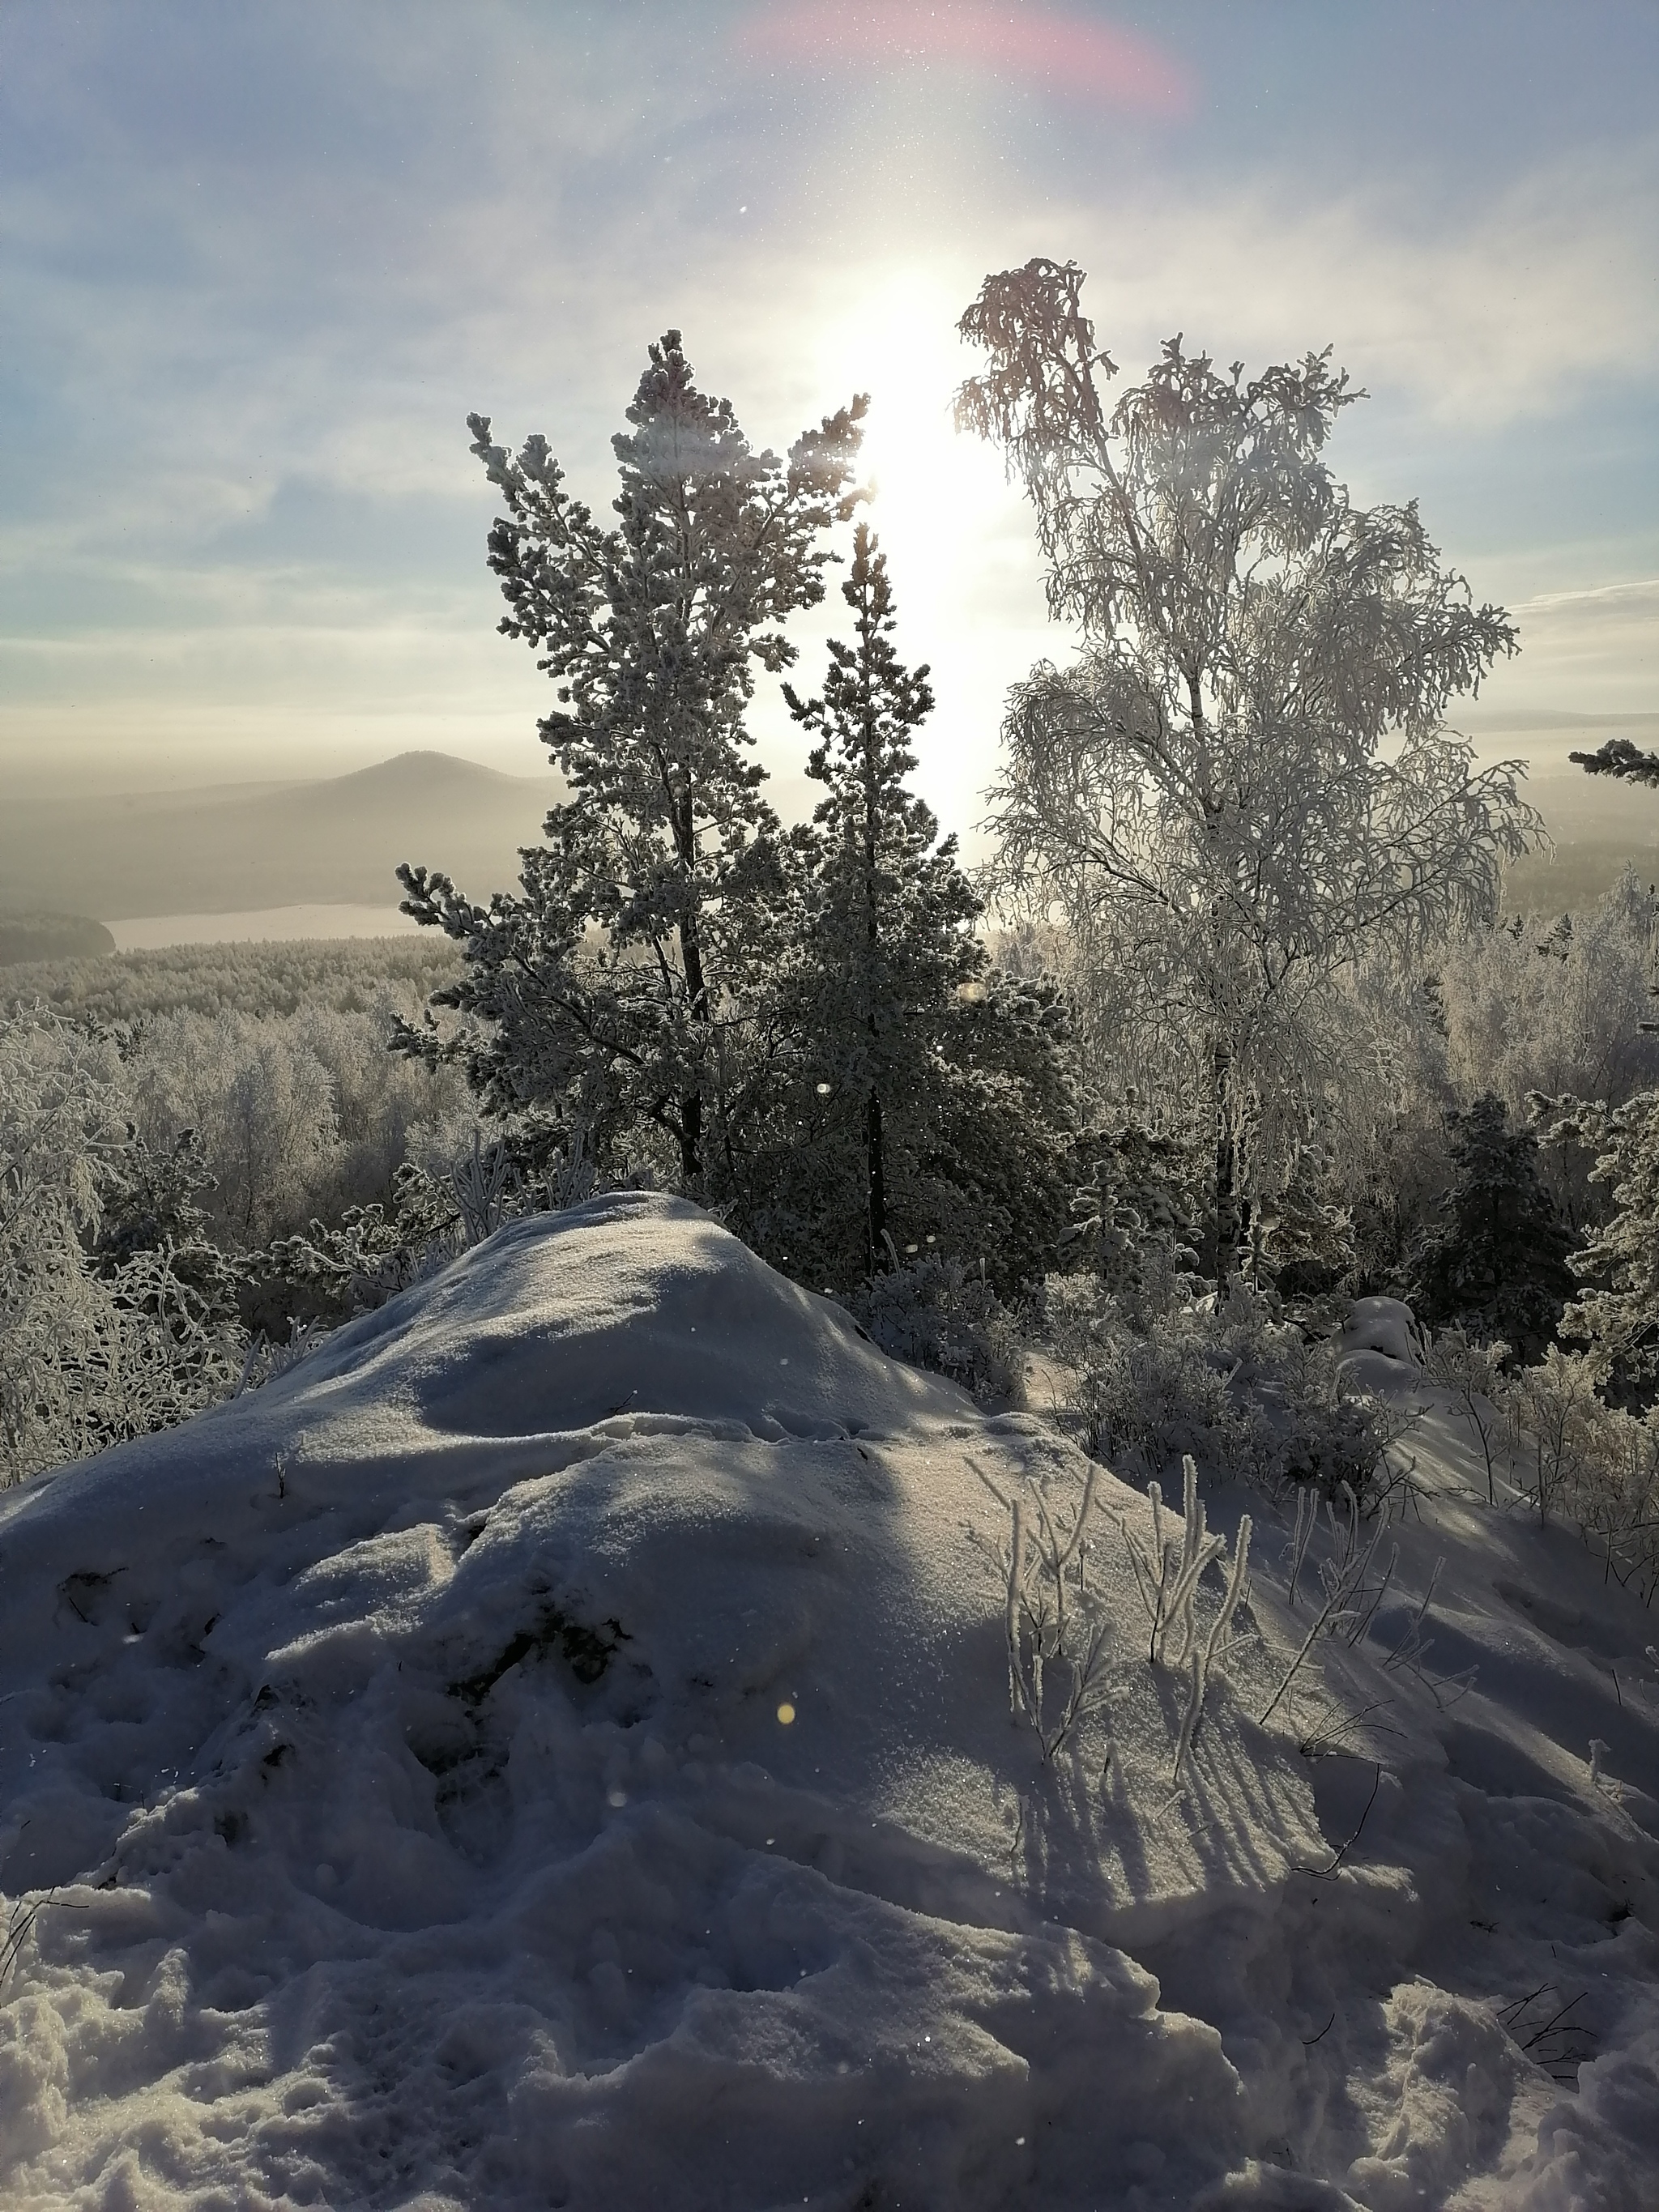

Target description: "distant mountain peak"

left=316, top=750, right=544, bottom=795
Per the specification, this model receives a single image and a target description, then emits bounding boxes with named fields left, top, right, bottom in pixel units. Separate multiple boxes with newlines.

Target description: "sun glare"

left=797, top=271, right=1052, bottom=848
left=815, top=271, right=1009, bottom=623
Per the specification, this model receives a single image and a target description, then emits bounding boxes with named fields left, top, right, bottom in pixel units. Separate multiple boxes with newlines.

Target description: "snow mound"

left=0, top=1196, right=1309, bottom=2210
left=258, top=1190, right=962, bottom=1442
left=2, top=1200, right=1656, bottom=2208
left=1340, top=1296, right=1422, bottom=1367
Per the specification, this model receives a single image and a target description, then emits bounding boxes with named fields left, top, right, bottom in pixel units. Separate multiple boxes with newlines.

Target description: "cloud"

left=4, top=4, right=1653, bottom=808
left=1465, top=577, right=1659, bottom=721
left=737, top=2, right=1195, bottom=117
left=1515, top=578, right=1659, bottom=624
left=1030, top=142, right=1659, bottom=433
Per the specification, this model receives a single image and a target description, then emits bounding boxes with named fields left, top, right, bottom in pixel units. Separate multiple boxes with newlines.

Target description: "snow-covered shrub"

left=1171, top=1501, right=1252, bottom=1782
left=975, top=1446, right=1253, bottom=1780
left=1495, top=1346, right=1659, bottom=1598
left=1422, top=1324, right=1510, bottom=1503
left=850, top=1254, right=1026, bottom=1405
left=235, top=1121, right=603, bottom=1348
left=88, top=1243, right=245, bottom=1447
left=237, top=1183, right=462, bottom=1343
left=1546, top=1088, right=1659, bottom=1406
left=1500, top=1345, right=1604, bottom=1526
left=1567, top=1412, right=1659, bottom=1605
left=1045, top=1275, right=1402, bottom=1505
left=971, top=1457, right=1113, bottom=1761
left=1047, top=1279, right=1251, bottom=1475
left=1114, top=1454, right=1253, bottom=1779
left=1260, top=1481, right=1412, bottom=1724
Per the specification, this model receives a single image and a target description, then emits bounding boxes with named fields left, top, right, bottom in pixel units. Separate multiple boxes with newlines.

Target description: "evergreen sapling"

left=783, top=525, right=982, bottom=1272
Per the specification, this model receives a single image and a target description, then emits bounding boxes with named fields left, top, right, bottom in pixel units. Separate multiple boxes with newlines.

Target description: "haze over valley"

left=0, top=751, right=550, bottom=932
left=6, top=721, right=1659, bottom=950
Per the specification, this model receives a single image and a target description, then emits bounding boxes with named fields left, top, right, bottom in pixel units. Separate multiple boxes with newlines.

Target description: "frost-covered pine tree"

left=955, top=258, right=1543, bottom=1282
left=782, top=526, right=983, bottom=1271
left=1570, top=736, right=1659, bottom=788
left=1552, top=1089, right=1659, bottom=1404
left=1403, top=1093, right=1574, bottom=1364
left=399, top=334, right=867, bottom=1186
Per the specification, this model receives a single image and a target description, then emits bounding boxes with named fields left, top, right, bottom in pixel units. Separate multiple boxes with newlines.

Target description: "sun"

left=813, top=270, right=1010, bottom=612
left=786, top=266, right=1054, bottom=850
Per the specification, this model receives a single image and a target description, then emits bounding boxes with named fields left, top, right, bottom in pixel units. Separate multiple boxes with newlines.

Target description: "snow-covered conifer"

left=740, top=530, right=1078, bottom=1289
left=399, top=335, right=867, bottom=1187
left=1403, top=1093, right=1574, bottom=1363
left=782, top=525, right=982, bottom=1271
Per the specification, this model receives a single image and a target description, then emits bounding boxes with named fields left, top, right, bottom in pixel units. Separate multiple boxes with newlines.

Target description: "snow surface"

left=1, top=1193, right=1656, bottom=2209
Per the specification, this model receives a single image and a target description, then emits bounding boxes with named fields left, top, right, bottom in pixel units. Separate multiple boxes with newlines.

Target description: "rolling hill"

left=6, top=727, right=1659, bottom=930
left=0, top=752, right=552, bottom=922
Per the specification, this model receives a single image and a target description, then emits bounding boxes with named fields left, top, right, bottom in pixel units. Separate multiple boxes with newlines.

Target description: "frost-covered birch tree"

left=955, top=258, right=1543, bottom=1278
left=399, top=333, right=866, bottom=1186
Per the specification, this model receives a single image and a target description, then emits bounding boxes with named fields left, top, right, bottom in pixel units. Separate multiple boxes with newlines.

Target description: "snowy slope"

left=0, top=1196, right=1655, bottom=2209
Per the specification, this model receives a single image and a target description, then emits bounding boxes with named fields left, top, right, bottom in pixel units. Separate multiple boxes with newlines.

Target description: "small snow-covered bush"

left=974, top=1446, right=1254, bottom=1782
left=1045, top=1274, right=1402, bottom=1504
left=1499, top=1345, right=1605, bottom=1527
left=1496, top=1345, right=1659, bottom=1600
left=971, top=1457, right=1113, bottom=1761
left=1422, top=1325, right=1510, bottom=1504
left=1047, top=1276, right=1247, bottom=1472
left=851, top=1254, right=1026, bottom=1405
left=1117, top=1455, right=1254, bottom=1779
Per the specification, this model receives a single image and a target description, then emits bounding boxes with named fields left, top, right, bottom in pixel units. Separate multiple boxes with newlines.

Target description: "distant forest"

left=1, top=936, right=463, bottom=1024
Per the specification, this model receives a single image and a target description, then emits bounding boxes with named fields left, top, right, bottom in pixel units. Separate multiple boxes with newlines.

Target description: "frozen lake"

left=109, top=901, right=420, bottom=948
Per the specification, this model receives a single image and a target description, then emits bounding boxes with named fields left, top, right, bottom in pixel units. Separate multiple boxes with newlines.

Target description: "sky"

left=2, top=0, right=1657, bottom=848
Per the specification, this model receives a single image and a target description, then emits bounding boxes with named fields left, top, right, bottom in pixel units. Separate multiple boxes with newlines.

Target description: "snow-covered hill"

left=1, top=1196, right=1655, bottom=2208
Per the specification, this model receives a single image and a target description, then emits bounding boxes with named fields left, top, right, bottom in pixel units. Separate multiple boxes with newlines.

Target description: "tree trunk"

left=866, top=1085, right=885, bottom=1271
left=1212, top=1036, right=1239, bottom=1289
left=677, top=1083, right=703, bottom=1185
left=863, top=661, right=885, bottom=1268
left=676, top=784, right=706, bottom=1184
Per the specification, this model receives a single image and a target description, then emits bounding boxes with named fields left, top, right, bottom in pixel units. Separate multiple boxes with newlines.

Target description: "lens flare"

left=739, top=2, right=1195, bottom=119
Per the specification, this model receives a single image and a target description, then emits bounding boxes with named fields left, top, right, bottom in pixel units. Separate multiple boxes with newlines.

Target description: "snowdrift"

left=1, top=1196, right=1656, bottom=2209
